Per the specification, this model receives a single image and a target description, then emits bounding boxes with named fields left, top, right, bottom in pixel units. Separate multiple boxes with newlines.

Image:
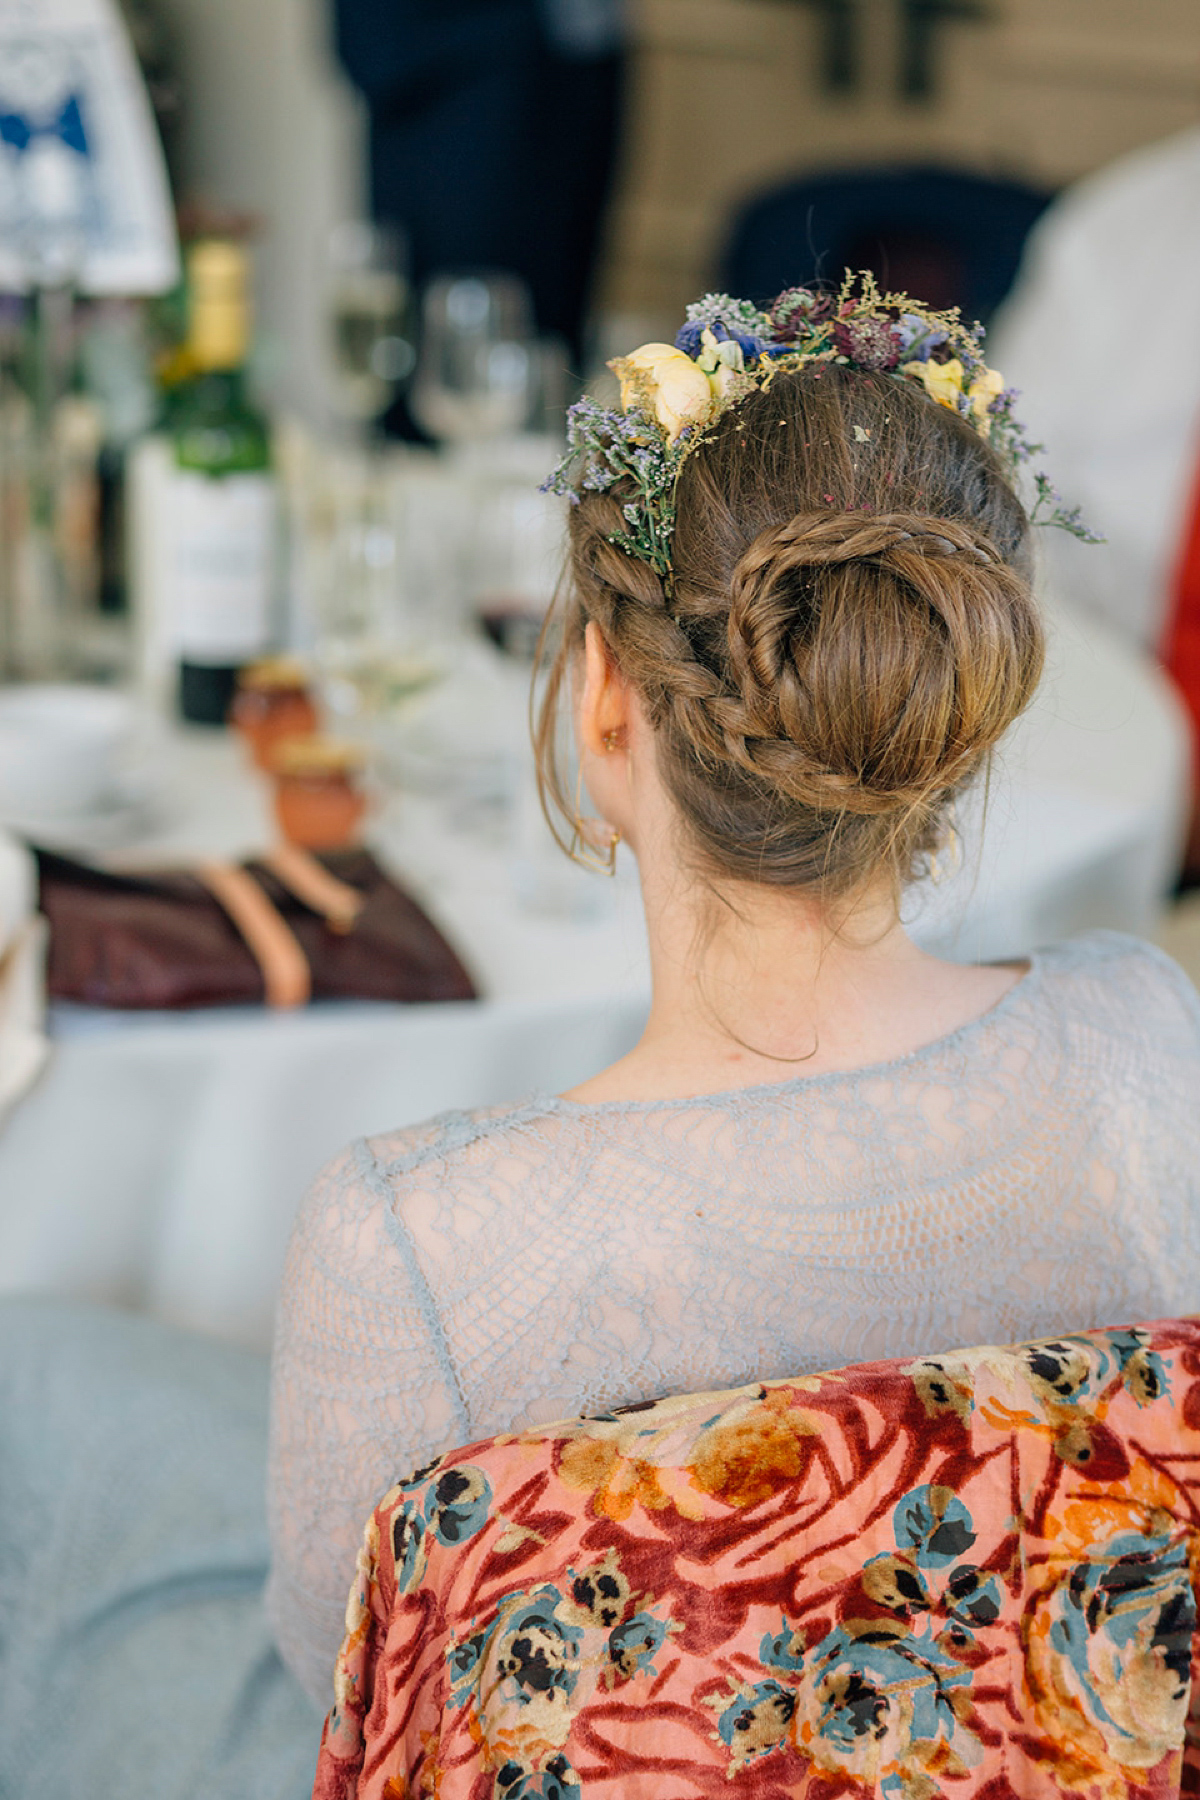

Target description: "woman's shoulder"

left=1033, top=929, right=1200, bottom=1049
left=285, top=1098, right=569, bottom=1304
left=296, top=1097, right=563, bottom=1232
left=362, top=1095, right=566, bottom=1179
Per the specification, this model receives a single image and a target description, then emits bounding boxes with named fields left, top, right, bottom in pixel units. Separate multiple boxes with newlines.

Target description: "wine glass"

left=310, top=448, right=446, bottom=737
left=471, top=482, right=566, bottom=660
left=326, top=221, right=416, bottom=433
left=410, top=272, right=536, bottom=447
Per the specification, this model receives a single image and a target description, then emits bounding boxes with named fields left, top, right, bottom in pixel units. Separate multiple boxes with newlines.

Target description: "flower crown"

left=544, top=271, right=1096, bottom=578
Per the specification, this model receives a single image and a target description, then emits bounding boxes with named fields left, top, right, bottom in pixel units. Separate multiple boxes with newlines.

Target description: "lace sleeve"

left=1137, top=937, right=1200, bottom=1039
left=265, top=1135, right=470, bottom=1709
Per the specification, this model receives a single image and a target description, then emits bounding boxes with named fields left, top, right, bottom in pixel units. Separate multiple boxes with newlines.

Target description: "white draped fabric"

left=991, top=128, right=1200, bottom=649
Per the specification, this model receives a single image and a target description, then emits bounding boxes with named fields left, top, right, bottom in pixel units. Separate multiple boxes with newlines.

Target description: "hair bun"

left=711, top=509, right=1042, bottom=817
left=541, top=361, right=1044, bottom=896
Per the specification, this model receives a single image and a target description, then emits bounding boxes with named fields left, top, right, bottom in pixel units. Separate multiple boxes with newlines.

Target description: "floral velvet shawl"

left=312, top=1320, right=1200, bottom=1800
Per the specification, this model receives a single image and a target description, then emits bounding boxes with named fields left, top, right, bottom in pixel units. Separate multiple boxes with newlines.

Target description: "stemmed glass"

left=326, top=222, right=415, bottom=436
left=410, top=273, right=536, bottom=447
left=314, top=224, right=440, bottom=744
left=308, top=449, right=447, bottom=742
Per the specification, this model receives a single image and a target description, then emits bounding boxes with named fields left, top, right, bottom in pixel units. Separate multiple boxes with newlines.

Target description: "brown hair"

left=536, top=361, right=1043, bottom=899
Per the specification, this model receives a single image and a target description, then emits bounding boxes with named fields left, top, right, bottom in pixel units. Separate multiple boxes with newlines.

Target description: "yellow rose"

left=610, top=343, right=716, bottom=444
left=967, top=366, right=1005, bottom=434
left=905, top=356, right=965, bottom=410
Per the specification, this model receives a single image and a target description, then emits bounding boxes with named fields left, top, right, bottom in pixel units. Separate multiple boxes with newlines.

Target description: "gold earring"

left=930, top=823, right=961, bottom=886
left=569, top=761, right=620, bottom=875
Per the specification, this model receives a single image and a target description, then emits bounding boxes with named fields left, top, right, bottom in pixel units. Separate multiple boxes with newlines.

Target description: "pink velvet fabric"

left=314, top=1320, right=1200, bottom=1799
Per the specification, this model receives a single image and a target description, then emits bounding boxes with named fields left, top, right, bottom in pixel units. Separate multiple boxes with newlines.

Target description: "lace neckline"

left=540, top=949, right=1044, bottom=1117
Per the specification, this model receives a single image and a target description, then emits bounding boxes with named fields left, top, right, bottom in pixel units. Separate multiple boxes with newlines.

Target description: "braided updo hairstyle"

left=536, top=361, right=1043, bottom=898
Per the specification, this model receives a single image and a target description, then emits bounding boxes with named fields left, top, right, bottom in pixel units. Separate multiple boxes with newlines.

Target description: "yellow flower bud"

left=707, top=360, right=741, bottom=402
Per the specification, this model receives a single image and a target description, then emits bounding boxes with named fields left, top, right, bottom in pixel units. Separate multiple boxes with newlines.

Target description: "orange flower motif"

left=557, top=1436, right=675, bottom=1521
left=690, top=1388, right=817, bottom=1508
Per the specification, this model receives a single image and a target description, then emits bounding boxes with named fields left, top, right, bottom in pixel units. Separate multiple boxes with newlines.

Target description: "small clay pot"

left=232, top=657, right=320, bottom=770
left=270, top=736, right=368, bottom=851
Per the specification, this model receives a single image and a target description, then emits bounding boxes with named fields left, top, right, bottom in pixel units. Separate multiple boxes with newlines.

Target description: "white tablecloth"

left=0, top=591, right=1189, bottom=1348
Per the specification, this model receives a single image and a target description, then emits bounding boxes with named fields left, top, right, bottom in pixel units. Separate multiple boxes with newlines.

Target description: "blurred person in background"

left=990, top=128, right=1200, bottom=877
left=332, top=0, right=627, bottom=375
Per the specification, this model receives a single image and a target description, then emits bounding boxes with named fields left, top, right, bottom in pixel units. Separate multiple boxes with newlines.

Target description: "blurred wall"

left=154, top=0, right=1198, bottom=387
left=156, top=0, right=365, bottom=427
left=603, top=0, right=1200, bottom=320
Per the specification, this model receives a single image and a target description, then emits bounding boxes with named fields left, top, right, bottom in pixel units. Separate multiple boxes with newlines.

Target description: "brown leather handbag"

left=37, top=843, right=477, bottom=1010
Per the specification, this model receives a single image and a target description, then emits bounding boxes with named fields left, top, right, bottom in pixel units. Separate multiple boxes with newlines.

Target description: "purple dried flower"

left=895, top=315, right=948, bottom=363
left=675, top=316, right=763, bottom=362
left=770, top=286, right=831, bottom=340
left=831, top=316, right=902, bottom=371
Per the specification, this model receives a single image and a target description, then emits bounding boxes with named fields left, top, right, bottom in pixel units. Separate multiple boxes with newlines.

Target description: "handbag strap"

left=261, top=843, right=365, bottom=933
left=195, top=860, right=311, bottom=1009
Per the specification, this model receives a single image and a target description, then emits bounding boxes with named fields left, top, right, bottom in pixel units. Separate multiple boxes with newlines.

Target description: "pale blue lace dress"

left=266, top=931, right=1200, bottom=1706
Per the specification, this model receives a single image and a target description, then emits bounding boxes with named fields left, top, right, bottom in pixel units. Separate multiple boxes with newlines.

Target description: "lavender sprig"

left=543, top=396, right=686, bottom=578
left=1030, top=471, right=1105, bottom=543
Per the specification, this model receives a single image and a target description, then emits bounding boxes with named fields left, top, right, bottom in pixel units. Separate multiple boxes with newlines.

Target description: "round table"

left=0, top=589, right=1188, bottom=1349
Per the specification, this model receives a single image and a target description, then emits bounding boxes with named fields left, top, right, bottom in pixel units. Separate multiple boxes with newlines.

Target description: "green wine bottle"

left=165, top=240, right=277, bottom=724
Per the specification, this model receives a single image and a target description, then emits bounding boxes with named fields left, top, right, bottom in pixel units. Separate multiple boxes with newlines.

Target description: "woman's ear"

left=578, top=620, right=632, bottom=755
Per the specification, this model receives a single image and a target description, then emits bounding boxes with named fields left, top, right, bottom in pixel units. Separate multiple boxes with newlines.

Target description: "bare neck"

left=565, top=826, right=1025, bottom=1106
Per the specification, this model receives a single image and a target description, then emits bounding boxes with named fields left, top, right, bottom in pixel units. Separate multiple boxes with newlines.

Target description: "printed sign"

left=0, top=0, right=177, bottom=292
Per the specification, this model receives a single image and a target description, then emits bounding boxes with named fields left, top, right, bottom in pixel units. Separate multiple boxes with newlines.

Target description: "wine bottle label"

left=164, top=469, right=276, bottom=662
